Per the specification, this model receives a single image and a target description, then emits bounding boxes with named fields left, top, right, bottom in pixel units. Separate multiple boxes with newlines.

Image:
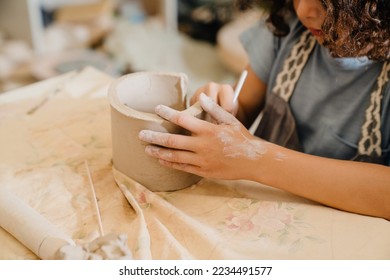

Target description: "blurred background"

left=0, top=0, right=263, bottom=94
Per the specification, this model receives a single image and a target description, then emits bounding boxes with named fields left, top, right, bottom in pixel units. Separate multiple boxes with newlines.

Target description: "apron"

left=254, top=30, right=390, bottom=164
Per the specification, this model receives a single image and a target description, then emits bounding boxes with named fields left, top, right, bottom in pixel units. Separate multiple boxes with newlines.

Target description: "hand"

left=190, top=82, right=238, bottom=115
left=138, top=93, right=269, bottom=180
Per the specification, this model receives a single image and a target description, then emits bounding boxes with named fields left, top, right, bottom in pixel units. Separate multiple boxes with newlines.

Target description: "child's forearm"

left=249, top=143, right=390, bottom=220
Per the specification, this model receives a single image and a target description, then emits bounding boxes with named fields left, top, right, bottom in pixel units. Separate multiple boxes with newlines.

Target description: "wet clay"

left=108, top=72, right=204, bottom=191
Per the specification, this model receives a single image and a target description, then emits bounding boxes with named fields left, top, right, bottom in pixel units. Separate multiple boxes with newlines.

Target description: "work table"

left=0, top=67, right=389, bottom=260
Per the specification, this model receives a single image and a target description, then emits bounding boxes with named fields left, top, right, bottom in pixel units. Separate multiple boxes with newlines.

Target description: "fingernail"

left=138, top=130, right=152, bottom=142
left=199, top=92, right=214, bottom=111
left=155, top=104, right=175, bottom=120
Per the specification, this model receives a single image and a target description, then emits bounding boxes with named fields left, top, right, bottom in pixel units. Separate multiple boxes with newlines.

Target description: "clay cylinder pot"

left=108, top=72, right=203, bottom=191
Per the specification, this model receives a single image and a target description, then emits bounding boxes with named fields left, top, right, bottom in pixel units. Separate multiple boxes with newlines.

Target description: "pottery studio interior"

left=0, top=0, right=257, bottom=94
left=0, top=0, right=390, bottom=272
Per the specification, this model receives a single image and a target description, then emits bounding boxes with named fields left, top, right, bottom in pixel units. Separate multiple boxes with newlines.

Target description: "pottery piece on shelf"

left=108, top=71, right=204, bottom=191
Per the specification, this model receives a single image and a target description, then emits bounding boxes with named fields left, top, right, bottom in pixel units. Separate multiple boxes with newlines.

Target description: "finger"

left=191, top=83, right=220, bottom=105
left=158, top=159, right=203, bottom=177
left=155, top=104, right=210, bottom=134
left=144, top=145, right=199, bottom=167
left=139, top=130, right=196, bottom=151
left=199, top=93, right=237, bottom=125
left=217, top=84, right=235, bottom=113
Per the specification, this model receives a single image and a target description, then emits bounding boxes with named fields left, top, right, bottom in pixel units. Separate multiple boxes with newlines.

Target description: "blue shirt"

left=240, top=17, right=390, bottom=165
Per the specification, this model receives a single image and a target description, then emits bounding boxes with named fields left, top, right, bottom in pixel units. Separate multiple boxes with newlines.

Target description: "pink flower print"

left=225, top=211, right=255, bottom=232
left=136, top=191, right=151, bottom=208
left=251, top=202, right=293, bottom=233
left=138, top=192, right=146, bottom=203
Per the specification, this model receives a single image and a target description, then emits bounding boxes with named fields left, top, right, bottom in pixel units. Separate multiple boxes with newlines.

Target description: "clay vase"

left=108, top=72, right=204, bottom=191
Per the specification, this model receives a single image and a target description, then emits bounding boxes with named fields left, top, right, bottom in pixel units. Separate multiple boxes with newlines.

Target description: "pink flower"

left=225, top=211, right=255, bottom=232
left=137, top=191, right=147, bottom=204
left=251, top=202, right=293, bottom=232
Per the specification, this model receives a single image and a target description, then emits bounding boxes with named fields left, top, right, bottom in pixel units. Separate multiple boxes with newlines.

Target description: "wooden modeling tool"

left=233, top=70, right=248, bottom=103
left=85, top=160, right=104, bottom=237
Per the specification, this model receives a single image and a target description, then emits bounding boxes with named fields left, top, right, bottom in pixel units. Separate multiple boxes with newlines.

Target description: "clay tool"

left=233, top=70, right=248, bottom=103
left=85, top=160, right=104, bottom=237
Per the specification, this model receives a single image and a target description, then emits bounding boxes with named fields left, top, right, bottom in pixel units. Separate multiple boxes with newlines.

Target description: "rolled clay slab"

left=108, top=72, right=204, bottom=191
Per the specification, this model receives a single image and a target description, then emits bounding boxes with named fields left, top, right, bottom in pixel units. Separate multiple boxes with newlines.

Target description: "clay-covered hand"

left=138, top=93, right=268, bottom=180
left=190, top=82, right=238, bottom=115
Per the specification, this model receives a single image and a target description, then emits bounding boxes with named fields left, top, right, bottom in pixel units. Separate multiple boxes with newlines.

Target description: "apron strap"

left=272, top=30, right=317, bottom=102
left=357, top=62, right=390, bottom=157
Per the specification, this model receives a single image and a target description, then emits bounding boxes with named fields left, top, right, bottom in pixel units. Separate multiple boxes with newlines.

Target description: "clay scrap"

left=0, top=187, right=131, bottom=260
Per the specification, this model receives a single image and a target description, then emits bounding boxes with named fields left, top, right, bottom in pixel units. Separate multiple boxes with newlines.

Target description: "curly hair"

left=236, top=0, right=390, bottom=61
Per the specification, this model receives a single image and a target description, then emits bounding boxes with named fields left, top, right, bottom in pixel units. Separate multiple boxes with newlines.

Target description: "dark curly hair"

left=236, top=0, right=390, bottom=61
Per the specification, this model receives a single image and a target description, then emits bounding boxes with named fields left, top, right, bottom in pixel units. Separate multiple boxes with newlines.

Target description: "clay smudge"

left=145, top=145, right=173, bottom=160
left=275, top=152, right=287, bottom=161
left=223, top=140, right=268, bottom=160
left=218, top=130, right=234, bottom=145
left=155, top=104, right=176, bottom=121
left=217, top=128, right=267, bottom=160
left=199, top=93, right=237, bottom=125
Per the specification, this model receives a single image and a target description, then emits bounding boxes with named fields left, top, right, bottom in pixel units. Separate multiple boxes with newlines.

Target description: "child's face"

left=293, top=0, right=326, bottom=44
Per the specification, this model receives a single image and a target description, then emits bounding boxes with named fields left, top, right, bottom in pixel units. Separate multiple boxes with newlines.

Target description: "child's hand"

left=138, top=93, right=268, bottom=180
left=190, top=82, right=239, bottom=116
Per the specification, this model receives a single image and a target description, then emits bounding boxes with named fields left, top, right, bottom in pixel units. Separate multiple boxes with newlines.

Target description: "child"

left=138, top=0, right=390, bottom=220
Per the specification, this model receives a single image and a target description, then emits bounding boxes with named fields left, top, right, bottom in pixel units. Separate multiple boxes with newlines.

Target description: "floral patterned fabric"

left=0, top=67, right=389, bottom=260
